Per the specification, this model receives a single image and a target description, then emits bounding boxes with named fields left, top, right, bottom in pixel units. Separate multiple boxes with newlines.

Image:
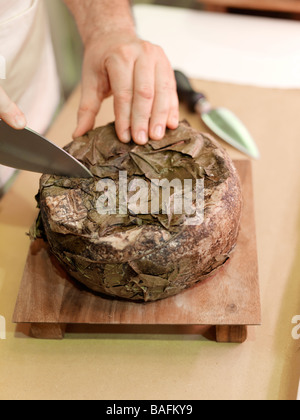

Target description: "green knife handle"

left=175, top=70, right=206, bottom=113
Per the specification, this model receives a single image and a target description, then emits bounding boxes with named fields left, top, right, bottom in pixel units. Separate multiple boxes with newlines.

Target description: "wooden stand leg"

left=30, top=323, right=66, bottom=340
left=216, top=325, right=247, bottom=343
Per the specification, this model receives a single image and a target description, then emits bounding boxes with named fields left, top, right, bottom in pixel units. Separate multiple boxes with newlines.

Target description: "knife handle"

left=175, top=70, right=206, bottom=113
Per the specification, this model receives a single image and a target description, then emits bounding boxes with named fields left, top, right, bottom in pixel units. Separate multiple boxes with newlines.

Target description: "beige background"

left=0, top=79, right=300, bottom=400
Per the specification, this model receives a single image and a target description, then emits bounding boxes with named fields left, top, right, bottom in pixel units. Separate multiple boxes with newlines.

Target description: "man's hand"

left=73, top=34, right=179, bottom=144
left=64, top=0, right=179, bottom=145
left=0, top=86, right=26, bottom=130
left=0, top=86, right=26, bottom=129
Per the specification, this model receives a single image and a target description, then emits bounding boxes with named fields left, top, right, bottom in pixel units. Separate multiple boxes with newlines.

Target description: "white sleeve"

left=0, top=0, right=60, bottom=191
left=0, top=0, right=60, bottom=134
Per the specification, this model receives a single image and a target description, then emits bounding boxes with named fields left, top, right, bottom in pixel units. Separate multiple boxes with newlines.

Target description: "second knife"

left=175, top=70, right=260, bottom=159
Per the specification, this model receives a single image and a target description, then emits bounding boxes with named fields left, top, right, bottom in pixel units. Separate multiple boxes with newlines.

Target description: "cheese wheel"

left=35, top=121, right=242, bottom=302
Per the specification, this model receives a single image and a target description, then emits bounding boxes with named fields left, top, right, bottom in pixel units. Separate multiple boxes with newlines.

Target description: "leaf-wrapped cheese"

left=32, top=121, right=242, bottom=302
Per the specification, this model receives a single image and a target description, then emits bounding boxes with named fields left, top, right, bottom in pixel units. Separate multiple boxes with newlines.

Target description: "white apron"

left=0, top=0, right=60, bottom=189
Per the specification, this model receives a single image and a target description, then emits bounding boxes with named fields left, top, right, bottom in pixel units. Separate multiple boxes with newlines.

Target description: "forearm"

left=63, top=0, right=136, bottom=45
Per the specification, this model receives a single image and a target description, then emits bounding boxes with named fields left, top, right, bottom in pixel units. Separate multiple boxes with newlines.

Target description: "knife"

left=0, top=120, right=93, bottom=178
left=174, top=70, right=260, bottom=159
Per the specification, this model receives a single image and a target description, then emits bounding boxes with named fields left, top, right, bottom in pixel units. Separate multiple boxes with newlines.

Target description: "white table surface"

left=133, top=4, right=300, bottom=89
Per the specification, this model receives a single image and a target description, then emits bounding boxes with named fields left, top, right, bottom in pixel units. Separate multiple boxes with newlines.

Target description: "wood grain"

left=199, top=0, right=300, bottom=13
left=216, top=325, right=248, bottom=343
left=12, top=160, right=261, bottom=340
left=30, top=323, right=66, bottom=340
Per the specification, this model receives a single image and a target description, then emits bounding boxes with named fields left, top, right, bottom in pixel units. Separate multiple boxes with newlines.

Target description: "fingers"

left=149, top=57, right=179, bottom=141
left=130, top=44, right=179, bottom=144
left=108, top=41, right=179, bottom=145
left=0, top=86, right=27, bottom=129
left=73, top=67, right=103, bottom=139
left=79, top=39, right=179, bottom=144
left=107, top=52, right=135, bottom=144
left=131, top=48, right=155, bottom=145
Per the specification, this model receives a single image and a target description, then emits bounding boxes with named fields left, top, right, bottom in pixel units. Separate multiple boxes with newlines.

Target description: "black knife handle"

left=175, top=70, right=206, bottom=113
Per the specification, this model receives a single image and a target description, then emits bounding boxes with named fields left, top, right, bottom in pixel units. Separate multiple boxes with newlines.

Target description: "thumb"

left=73, top=71, right=103, bottom=139
left=0, top=86, right=27, bottom=129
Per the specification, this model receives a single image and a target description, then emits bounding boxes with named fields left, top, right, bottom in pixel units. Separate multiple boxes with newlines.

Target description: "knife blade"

left=0, top=120, right=93, bottom=178
left=174, top=70, right=260, bottom=160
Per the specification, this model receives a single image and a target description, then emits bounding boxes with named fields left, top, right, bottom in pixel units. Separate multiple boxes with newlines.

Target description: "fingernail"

left=14, top=114, right=26, bottom=129
left=137, top=130, right=148, bottom=145
left=121, top=130, right=131, bottom=143
left=155, top=125, right=164, bottom=139
left=171, top=117, right=179, bottom=128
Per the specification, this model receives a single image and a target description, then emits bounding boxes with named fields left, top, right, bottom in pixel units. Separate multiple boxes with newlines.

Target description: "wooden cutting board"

left=12, top=160, right=261, bottom=342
